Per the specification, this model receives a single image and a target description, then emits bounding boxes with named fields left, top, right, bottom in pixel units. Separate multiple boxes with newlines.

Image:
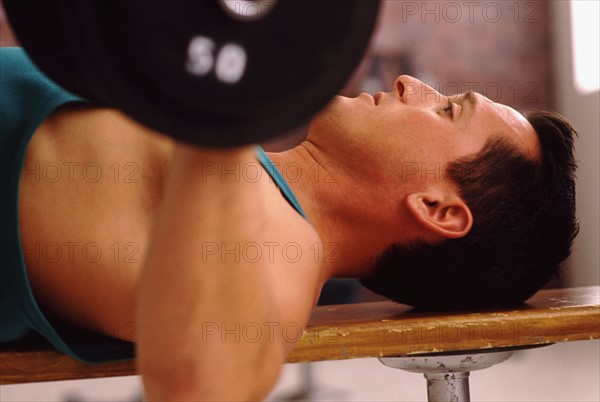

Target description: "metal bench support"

left=379, top=350, right=515, bottom=402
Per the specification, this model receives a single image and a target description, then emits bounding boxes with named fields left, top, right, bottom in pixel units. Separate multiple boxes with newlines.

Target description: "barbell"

left=4, top=0, right=381, bottom=147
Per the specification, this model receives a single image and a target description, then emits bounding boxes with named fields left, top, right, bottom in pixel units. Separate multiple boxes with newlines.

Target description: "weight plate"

left=4, top=0, right=381, bottom=147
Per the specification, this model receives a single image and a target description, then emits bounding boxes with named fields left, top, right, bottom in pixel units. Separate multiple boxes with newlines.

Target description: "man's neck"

left=266, top=142, right=412, bottom=280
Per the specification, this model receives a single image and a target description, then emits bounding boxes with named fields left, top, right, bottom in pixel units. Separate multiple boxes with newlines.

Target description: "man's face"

left=306, top=75, right=539, bottom=189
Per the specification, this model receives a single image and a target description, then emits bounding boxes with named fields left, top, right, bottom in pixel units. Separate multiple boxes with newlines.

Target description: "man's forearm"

left=137, top=143, right=285, bottom=401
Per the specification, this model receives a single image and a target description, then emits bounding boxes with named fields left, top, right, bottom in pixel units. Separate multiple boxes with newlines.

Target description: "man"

left=2, top=47, right=577, bottom=400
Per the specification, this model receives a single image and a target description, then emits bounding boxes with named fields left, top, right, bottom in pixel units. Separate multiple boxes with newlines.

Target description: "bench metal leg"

left=379, top=351, right=514, bottom=402
left=425, top=372, right=470, bottom=402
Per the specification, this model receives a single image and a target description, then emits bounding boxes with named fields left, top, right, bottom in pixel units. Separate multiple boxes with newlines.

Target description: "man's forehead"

left=479, top=96, right=540, bottom=158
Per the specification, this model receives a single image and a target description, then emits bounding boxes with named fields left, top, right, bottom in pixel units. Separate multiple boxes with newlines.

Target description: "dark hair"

left=360, top=111, right=579, bottom=310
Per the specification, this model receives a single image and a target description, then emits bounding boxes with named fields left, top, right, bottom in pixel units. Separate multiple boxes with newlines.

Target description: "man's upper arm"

left=136, top=143, right=326, bottom=400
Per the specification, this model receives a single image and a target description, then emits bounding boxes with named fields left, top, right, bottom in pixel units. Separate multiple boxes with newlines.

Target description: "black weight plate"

left=4, top=0, right=380, bottom=147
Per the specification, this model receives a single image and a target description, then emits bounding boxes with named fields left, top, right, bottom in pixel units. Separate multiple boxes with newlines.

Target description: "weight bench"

left=1, top=286, right=599, bottom=402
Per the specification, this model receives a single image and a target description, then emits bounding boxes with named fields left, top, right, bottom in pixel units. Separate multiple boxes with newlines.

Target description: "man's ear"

left=405, top=193, right=473, bottom=239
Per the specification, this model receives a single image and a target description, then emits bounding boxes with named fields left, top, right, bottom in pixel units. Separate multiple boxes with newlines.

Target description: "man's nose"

left=394, top=75, right=443, bottom=105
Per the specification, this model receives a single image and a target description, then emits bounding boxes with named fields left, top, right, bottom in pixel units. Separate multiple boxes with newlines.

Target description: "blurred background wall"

left=549, top=0, right=599, bottom=287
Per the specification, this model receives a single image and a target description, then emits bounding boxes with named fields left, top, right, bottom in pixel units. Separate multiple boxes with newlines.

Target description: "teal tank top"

left=0, top=47, right=306, bottom=362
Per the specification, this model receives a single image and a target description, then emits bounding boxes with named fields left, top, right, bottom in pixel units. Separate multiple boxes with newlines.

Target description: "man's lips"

left=368, top=81, right=406, bottom=106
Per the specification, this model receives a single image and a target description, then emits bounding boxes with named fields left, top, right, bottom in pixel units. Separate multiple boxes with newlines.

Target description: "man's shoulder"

left=0, top=48, right=83, bottom=116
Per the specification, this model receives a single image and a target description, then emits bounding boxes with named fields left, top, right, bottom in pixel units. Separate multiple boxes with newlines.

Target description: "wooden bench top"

left=1, top=286, right=598, bottom=385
